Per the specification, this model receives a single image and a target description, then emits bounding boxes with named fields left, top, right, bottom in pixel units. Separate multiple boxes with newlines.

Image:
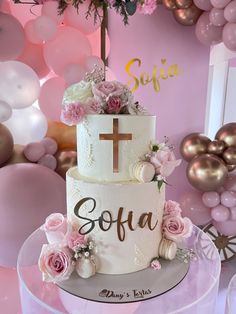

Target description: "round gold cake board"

left=57, top=257, right=189, bottom=304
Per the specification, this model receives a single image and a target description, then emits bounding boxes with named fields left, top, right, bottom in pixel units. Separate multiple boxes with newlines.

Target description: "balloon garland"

left=180, top=123, right=236, bottom=260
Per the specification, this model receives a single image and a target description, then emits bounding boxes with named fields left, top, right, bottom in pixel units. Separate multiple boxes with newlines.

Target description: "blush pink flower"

left=38, top=244, right=74, bottom=283
left=106, top=96, right=123, bottom=114
left=162, top=215, right=193, bottom=243
left=61, top=102, right=86, bottom=126
left=66, top=231, right=87, bottom=251
left=137, top=0, right=157, bottom=15
left=41, top=213, right=67, bottom=244
left=92, top=81, right=124, bottom=100
left=86, top=98, right=104, bottom=114
left=164, top=200, right=182, bottom=217
left=150, top=259, right=161, bottom=270
left=149, top=148, right=181, bottom=178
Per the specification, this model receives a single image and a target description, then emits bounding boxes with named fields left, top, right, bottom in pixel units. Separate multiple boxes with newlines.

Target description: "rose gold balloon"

left=180, top=133, right=211, bottom=162
left=187, top=154, right=228, bottom=191
left=163, top=0, right=177, bottom=10
left=0, top=124, right=13, bottom=166
left=173, top=4, right=202, bottom=26
left=223, top=147, right=236, bottom=165
left=227, top=164, right=236, bottom=172
left=215, top=123, right=236, bottom=147
left=46, top=121, right=76, bottom=151
left=176, top=0, right=192, bottom=9
left=3, top=144, right=31, bottom=165
left=55, top=150, right=77, bottom=179
left=207, top=140, right=225, bottom=155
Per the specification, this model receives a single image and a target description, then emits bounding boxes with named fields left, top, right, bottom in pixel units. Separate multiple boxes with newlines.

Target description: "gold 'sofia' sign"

left=125, top=58, right=181, bottom=93
left=74, top=197, right=159, bottom=242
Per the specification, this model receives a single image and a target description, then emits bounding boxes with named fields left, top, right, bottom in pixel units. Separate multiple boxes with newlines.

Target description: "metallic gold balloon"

left=176, top=0, right=192, bottom=9
left=46, top=121, right=76, bottom=151
left=215, top=123, right=236, bottom=147
left=207, top=140, right=226, bottom=155
left=4, top=144, right=31, bottom=165
left=163, top=0, right=177, bottom=10
left=187, top=154, right=228, bottom=192
left=55, top=150, right=77, bottom=179
left=173, top=4, right=202, bottom=26
left=180, top=133, right=211, bottom=162
left=0, top=124, right=14, bottom=166
left=223, top=147, right=236, bottom=165
left=227, top=164, right=236, bottom=172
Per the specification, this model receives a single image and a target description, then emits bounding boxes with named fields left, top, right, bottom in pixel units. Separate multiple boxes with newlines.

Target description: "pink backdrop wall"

left=108, top=6, right=210, bottom=200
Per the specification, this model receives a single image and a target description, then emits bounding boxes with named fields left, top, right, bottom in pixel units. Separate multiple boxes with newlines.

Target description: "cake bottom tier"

left=66, top=167, right=165, bottom=275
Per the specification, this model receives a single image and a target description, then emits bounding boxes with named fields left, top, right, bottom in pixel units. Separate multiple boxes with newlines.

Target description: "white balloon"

left=0, top=61, right=40, bottom=109
left=3, top=106, right=48, bottom=145
left=0, top=100, right=12, bottom=122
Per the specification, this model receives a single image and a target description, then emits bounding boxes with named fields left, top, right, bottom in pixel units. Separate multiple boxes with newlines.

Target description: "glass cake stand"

left=225, top=274, right=236, bottom=314
left=17, top=226, right=221, bottom=314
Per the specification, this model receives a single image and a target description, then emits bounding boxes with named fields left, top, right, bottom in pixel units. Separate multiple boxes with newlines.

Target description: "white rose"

left=63, top=80, right=93, bottom=104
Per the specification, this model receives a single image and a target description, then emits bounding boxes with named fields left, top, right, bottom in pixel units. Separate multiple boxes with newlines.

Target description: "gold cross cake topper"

left=99, top=118, right=132, bottom=173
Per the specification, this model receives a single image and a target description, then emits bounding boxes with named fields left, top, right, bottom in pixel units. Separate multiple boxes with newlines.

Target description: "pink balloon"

left=224, top=0, right=236, bottom=23
left=85, top=55, right=105, bottom=72
left=43, top=26, right=92, bottom=76
left=24, top=19, right=42, bottom=44
left=211, top=204, right=230, bottom=221
left=195, top=12, right=223, bottom=46
left=24, top=142, right=46, bottom=162
left=179, top=190, right=212, bottom=226
left=87, top=28, right=110, bottom=58
left=0, top=164, right=66, bottom=267
left=210, top=0, right=231, bottom=9
left=34, top=15, right=57, bottom=42
left=0, top=13, right=26, bottom=61
left=210, top=8, right=227, bottom=26
left=223, top=23, right=236, bottom=51
left=64, top=63, right=87, bottom=86
left=38, top=154, right=57, bottom=170
left=39, top=77, right=65, bottom=121
left=230, top=206, right=236, bottom=220
left=9, top=1, right=42, bottom=27
left=41, top=137, right=58, bottom=155
left=0, top=0, right=11, bottom=14
left=41, top=1, right=64, bottom=24
left=194, top=0, right=213, bottom=11
left=64, top=1, right=102, bottom=34
left=0, top=61, right=40, bottom=109
left=17, top=39, right=50, bottom=79
left=221, top=190, right=236, bottom=207
left=202, top=191, right=220, bottom=207
left=213, top=219, right=236, bottom=235
left=0, top=267, right=21, bottom=313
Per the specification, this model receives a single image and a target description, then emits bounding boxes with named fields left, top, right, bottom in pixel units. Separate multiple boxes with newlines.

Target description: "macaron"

left=159, top=238, right=177, bottom=260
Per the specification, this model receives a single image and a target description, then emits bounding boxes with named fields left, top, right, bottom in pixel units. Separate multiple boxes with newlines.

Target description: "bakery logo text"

left=99, top=288, right=152, bottom=300
left=74, top=197, right=159, bottom=242
left=125, top=58, right=182, bottom=93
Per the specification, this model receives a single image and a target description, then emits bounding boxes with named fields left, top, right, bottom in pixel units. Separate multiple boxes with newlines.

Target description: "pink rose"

left=92, top=81, right=124, bottom=100
left=86, top=98, right=104, bottom=114
left=38, top=244, right=74, bottom=283
left=137, top=0, right=157, bottom=15
left=149, top=148, right=181, bottom=178
left=41, top=213, right=67, bottom=244
left=164, top=200, right=182, bottom=216
left=162, top=215, right=192, bottom=243
left=67, top=231, right=87, bottom=251
left=150, top=259, right=161, bottom=270
left=61, top=102, right=86, bottom=126
left=106, top=96, right=123, bottom=114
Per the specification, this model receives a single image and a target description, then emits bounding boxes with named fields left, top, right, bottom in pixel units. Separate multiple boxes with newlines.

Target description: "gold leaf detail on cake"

left=134, top=244, right=146, bottom=267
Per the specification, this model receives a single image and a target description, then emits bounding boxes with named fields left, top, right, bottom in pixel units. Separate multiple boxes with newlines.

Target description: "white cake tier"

left=67, top=167, right=165, bottom=275
left=77, top=115, right=156, bottom=182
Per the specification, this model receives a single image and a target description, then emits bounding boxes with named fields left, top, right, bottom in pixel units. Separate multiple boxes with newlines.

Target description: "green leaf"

left=126, top=1, right=136, bottom=15
left=157, top=180, right=164, bottom=191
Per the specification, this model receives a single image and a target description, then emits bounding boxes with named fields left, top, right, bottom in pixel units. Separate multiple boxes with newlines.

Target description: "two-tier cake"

left=38, top=70, right=192, bottom=284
